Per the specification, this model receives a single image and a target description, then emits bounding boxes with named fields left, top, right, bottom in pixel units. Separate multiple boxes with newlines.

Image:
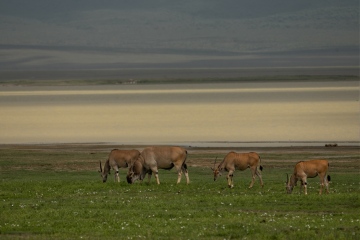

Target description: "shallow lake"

left=0, top=80, right=358, bottom=146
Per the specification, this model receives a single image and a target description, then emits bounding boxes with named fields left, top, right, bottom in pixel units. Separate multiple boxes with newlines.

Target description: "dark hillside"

left=0, top=0, right=358, bottom=71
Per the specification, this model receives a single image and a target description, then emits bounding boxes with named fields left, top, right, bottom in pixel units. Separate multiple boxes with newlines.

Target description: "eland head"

left=286, top=173, right=296, bottom=194
left=99, top=160, right=111, bottom=183
left=126, top=156, right=147, bottom=184
left=211, top=157, right=221, bottom=181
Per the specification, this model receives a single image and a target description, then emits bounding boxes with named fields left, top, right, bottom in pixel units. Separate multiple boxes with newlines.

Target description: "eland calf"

left=126, top=146, right=189, bottom=185
left=286, top=159, right=330, bottom=195
left=99, top=149, right=141, bottom=183
left=211, top=151, right=263, bottom=188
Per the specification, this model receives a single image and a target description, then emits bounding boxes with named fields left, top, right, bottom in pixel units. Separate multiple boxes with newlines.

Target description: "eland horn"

left=99, top=161, right=102, bottom=172
left=214, top=157, right=218, bottom=169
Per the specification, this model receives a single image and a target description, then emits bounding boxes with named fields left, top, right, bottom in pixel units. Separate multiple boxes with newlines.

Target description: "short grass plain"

left=0, top=145, right=359, bottom=239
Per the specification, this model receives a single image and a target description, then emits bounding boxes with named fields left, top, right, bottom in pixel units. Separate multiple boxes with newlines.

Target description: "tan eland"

left=99, top=149, right=141, bottom=183
left=286, top=159, right=330, bottom=195
left=211, top=151, right=264, bottom=188
left=126, top=146, right=189, bottom=184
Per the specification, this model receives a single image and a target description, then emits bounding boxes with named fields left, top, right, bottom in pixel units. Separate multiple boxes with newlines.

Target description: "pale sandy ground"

left=0, top=80, right=358, bottom=146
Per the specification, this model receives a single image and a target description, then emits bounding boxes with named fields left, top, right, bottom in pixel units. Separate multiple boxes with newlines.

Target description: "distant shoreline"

left=0, top=68, right=358, bottom=86
left=0, top=141, right=358, bottom=149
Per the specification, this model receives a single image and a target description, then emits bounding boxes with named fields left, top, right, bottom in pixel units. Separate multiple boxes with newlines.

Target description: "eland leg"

left=175, top=165, right=183, bottom=184
left=319, top=174, right=326, bottom=195
left=113, top=167, right=120, bottom=182
left=227, top=170, right=234, bottom=188
left=184, top=169, right=190, bottom=185
left=185, top=171, right=190, bottom=184
left=154, top=171, right=160, bottom=184
left=319, top=179, right=324, bottom=195
left=256, top=169, right=264, bottom=187
left=150, top=167, right=160, bottom=184
left=249, top=168, right=256, bottom=188
left=299, top=179, right=306, bottom=195
left=302, top=178, right=308, bottom=195
left=176, top=170, right=182, bottom=184
left=150, top=166, right=160, bottom=184
left=116, top=171, right=120, bottom=182
left=324, top=176, right=330, bottom=194
left=181, top=164, right=190, bottom=184
left=147, top=171, right=152, bottom=183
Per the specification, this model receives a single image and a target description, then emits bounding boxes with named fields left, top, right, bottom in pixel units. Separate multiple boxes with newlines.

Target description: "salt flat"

left=0, top=81, right=358, bottom=145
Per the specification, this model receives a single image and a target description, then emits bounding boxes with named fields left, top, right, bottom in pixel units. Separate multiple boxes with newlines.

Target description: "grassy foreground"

left=0, top=145, right=359, bottom=239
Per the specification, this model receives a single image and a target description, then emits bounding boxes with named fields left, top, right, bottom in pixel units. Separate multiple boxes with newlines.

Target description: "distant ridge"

left=0, top=0, right=358, bottom=70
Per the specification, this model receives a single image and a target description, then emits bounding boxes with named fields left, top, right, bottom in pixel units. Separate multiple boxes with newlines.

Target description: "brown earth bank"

left=0, top=69, right=358, bottom=85
left=0, top=144, right=358, bottom=172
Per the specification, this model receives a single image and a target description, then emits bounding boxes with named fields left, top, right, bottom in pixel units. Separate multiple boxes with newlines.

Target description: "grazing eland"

left=99, top=149, right=141, bottom=183
left=211, top=151, right=264, bottom=188
left=126, top=146, right=189, bottom=185
left=286, top=159, right=330, bottom=195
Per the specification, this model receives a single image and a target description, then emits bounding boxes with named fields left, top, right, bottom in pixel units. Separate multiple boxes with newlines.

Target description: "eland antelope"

left=99, top=149, right=141, bottom=183
left=286, top=159, right=330, bottom=195
left=211, top=151, right=263, bottom=188
left=126, top=146, right=189, bottom=185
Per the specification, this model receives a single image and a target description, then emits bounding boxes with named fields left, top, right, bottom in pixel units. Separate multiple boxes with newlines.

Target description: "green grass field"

left=0, top=145, right=359, bottom=239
